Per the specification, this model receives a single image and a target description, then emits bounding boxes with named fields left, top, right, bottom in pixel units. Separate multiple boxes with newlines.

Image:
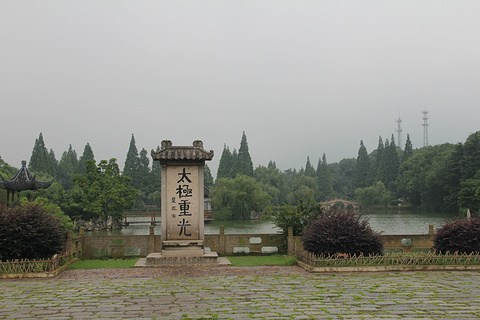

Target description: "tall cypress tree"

left=204, top=164, right=214, bottom=187
left=353, top=140, right=371, bottom=189
left=217, top=144, right=233, bottom=180
left=136, top=148, right=151, bottom=193
left=402, top=133, right=413, bottom=163
left=124, top=134, right=139, bottom=181
left=47, top=149, right=58, bottom=177
left=58, top=145, right=78, bottom=189
left=304, top=156, right=316, bottom=178
left=382, top=135, right=400, bottom=191
left=268, top=161, right=277, bottom=169
left=316, top=153, right=334, bottom=201
left=78, top=143, right=95, bottom=176
left=29, top=133, right=50, bottom=174
left=373, top=136, right=385, bottom=182
left=234, top=131, right=254, bottom=177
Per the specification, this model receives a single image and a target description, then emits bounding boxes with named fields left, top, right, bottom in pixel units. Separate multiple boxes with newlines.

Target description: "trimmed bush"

left=433, top=217, right=480, bottom=254
left=301, top=206, right=383, bottom=256
left=0, top=202, right=66, bottom=260
left=269, top=197, right=323, bottom=236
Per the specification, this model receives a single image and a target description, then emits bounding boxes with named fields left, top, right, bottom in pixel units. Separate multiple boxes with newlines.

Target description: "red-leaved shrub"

left=301, top=206, right=383, bottom=256
left=433, top=218, right=480, bottom=254
left=0, top=202, right=66, bottom=260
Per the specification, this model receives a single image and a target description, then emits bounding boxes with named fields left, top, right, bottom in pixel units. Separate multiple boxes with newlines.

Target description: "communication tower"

left=395, top=117, right=403, bottom=147
left=422, top=109, right=429, bottom=147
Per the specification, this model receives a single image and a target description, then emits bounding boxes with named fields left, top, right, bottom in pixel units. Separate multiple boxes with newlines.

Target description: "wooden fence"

left=0, top=254, right=69, bottom=274
left=296, top=249, right=480, bottom=267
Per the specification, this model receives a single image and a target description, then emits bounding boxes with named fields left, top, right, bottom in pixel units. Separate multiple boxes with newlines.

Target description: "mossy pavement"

left=1, top=266, right=480, bottom=319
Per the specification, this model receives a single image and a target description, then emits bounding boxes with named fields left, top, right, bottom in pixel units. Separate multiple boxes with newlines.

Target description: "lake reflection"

left=85, top=210, right=456, bottom=236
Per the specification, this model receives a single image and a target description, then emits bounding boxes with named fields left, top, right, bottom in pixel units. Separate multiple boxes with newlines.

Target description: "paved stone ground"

left=1, top=267, right=480, bottom=319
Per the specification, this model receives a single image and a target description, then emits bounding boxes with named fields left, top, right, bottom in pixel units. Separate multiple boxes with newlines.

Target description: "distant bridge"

left=320, top=199, right=361, bottom=209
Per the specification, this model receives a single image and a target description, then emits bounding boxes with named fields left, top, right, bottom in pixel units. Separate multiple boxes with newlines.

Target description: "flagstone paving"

left=1, top=267, right=480, bottom=319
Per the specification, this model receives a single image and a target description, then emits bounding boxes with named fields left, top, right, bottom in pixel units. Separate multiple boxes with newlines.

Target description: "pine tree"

left=373, top=136, right=385, bottom=182
left=58, top=145, right=78, bottom=190
left=267, top=161, right=277, bottom=169
left=382, top=135, right=400, bottom=191
left=204, top=164, right=214, bottom=187
left=78, top=143, right=95, bottom=176
left=47, top=149, right=58, bottom=177
left=402, top=133, right=413, bottom=163
left=136, top=148, right=152, bottom=193
left=66, top=145, right=78, bottom=167
left=124, top=134, right=139, bottom=180
left=353, top=140, right=371, bottom=189
left=217, top=144, right=233, bottom=180
left=234, top=132, right=254, bottom=177
left=29, top=133, right=50, bottom=174
left=316, top=153, right=334, bottom=201
left=304, top=156, right=316, bottom=178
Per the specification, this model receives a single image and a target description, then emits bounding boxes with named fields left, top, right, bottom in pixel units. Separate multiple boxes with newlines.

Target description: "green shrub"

left=214, top=207, right=234, bottom=221
left=0, top=202, right=67, bottom=260
left=22, top=197, right=74, bottom=230
left=268, top=197, right=323, bottom=236
left=433, top=217, right=480, bottom=254
left=301, top=206, right=383, bottom=256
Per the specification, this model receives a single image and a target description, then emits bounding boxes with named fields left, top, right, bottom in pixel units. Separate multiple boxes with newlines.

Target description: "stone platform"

left=135, top=251, right=229, bottom=267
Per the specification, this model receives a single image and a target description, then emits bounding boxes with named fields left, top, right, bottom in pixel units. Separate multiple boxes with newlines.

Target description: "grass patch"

left=68, top=258, right=138, bottom=269
left=67, top=254, right=297, bottom=269
left=227, top=254, right=297, bottom=267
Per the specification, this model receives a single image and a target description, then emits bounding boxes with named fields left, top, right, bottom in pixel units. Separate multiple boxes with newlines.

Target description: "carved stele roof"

left=0, top=160, right=55, bottom=191
left=151, top=140, right=214, bottom=164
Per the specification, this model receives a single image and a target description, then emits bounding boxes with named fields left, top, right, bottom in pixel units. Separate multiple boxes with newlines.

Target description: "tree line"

left=1, top=130, right=480, bottom=224
left=0, top=133, right=215, bottom=226
left=210, top=131, right=480, bottom=219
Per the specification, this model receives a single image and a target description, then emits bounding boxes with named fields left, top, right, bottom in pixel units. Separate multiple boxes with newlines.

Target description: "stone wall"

left=71, top=226, right=284, bottom=258
left=68, top=225, right=437, bottom=259
left=205, top=226, right=284, bottom=255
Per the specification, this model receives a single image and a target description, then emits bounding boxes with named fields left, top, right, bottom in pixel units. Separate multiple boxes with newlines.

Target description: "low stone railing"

left=69, top=224, right=441, bottom=259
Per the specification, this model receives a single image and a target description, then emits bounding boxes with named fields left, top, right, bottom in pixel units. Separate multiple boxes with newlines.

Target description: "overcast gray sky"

left=1, top=1, right=479, bottom=176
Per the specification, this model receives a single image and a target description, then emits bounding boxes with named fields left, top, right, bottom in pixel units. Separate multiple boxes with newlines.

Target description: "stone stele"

left=146, top=140, right=218, bottom=265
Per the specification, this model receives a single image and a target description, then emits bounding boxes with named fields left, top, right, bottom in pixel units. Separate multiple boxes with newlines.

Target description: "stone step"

left=144, top=252, right=219, bottom=266
left=162, top=247, right=204, bottom=257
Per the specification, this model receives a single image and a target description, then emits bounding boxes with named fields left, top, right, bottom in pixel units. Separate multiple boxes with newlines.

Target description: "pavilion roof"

left=0, top=160, right=54, bottom=191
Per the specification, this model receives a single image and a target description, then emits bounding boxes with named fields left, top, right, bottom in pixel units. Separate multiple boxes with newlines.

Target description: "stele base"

left=144, top=240, right=219, bottom=266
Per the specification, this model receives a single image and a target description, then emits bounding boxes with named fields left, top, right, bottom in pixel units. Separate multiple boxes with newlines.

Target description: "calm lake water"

left=85, top=210, right=456, bottom=236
